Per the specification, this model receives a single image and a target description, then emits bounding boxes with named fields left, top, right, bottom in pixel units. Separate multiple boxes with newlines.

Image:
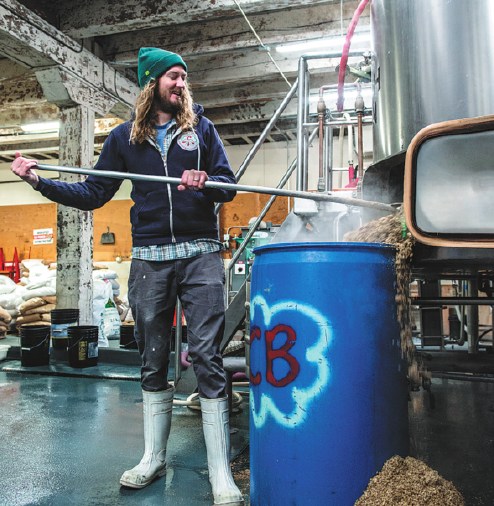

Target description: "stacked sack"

left=0, top=305, right=11, bottom=338
left=16, top=296, right=57, bottom=327
left=93, top=267, right=120, bottom=297
left=93, top=267, right=132, bottom=345
left=93, top=265, right=131, bottom=323
left=16, top=261, right=56, bottom=329
left=0, top=274, right=26, bottom=327
left=2, top=260, right=133, bottom=339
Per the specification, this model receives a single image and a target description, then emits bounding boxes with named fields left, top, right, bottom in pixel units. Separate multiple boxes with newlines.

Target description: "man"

left=12, top=47, right=243, bottom=505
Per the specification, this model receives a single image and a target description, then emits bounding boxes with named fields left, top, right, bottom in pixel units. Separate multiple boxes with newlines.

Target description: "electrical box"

left=230, top=225, right=278, bottom=292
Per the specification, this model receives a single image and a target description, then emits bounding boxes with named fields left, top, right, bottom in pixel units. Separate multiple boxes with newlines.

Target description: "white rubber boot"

left=120, top=388, right=174, bottom=488
left=200, top=397, right=244, bottom=505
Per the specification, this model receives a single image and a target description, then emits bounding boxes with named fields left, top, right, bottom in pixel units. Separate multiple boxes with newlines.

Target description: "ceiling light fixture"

left=20, top=121, right=60, bottom=134
left=275, top=32, right=370, bottom=54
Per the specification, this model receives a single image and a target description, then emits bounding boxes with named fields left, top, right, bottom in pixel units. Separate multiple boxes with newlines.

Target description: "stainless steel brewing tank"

left=366, top=0, right=494, bottom=273
left=371, top=0, right=494, bottom=163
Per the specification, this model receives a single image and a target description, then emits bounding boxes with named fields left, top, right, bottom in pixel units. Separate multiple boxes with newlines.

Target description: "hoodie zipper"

left=148, top=127, right=182, bottom=243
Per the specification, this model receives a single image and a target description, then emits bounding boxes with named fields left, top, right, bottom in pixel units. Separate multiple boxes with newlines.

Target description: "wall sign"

left=33, top=228, right=54, bottom=245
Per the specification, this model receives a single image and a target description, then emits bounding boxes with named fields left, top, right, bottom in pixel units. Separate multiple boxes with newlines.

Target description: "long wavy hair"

left=130, top=78, right=196, bottom=144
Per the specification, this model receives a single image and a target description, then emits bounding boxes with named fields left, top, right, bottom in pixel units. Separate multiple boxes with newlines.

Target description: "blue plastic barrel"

left=249, top=242, right=409, bottom=506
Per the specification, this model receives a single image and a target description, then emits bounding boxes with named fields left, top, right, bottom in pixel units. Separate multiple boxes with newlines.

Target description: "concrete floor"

left=1, top=345, right=493, bottom=505
left=0, top=363, right=249, bottom=506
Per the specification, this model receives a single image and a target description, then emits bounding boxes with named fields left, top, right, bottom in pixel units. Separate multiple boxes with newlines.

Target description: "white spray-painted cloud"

left=250, top=294, right=332, bottom=429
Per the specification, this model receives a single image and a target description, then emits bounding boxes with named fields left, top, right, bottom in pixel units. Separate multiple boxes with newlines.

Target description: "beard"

left=155, top=88, right=183, bottom=115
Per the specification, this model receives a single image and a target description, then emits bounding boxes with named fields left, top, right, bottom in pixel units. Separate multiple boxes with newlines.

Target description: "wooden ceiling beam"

left=0, top=74, right=44, bottom=107
left=0, top=0, right=138, bottom=117
left=204, top=100, right=299, bottom=126
left=192, top=73, right=341, bottom=108
left=103, top=3, right=367, bottom=63
left=57, top=0, right=346, bottom=39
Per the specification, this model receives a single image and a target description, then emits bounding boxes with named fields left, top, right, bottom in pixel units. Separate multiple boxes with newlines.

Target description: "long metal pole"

left=36, top=163, right=396, bottom=213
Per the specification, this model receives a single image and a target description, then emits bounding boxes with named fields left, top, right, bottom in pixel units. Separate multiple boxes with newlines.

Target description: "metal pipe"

left=412, top=297, right=494, bottom=305
left=334, top=210, right=350, bottom=242
left=355, top=91, right=365, bottom=180
left=324, top=123, right=332, bottom=191
left=432, top=372, right=494, bottom=383
left=467, top=279, right=480, bottom=354
left=337, top=124, right=345, bottom=188
left=458, top=303, right=466, bottom=346
left=416, top=350, right=494, bottom=375
left=303, top=118, right=373, bottom=128
left=345, top=112, right=354, bottom=167
left=317, top=94, right=325, bottom=191
left=456, top=281, right=467, bottom=346
left=295, top=52, right=363, bottom=192
left=36, top=163, right=396, bottom=212
left=316, top=85, right=335, bottom=192
left=296, top=56, right=309, bottom=191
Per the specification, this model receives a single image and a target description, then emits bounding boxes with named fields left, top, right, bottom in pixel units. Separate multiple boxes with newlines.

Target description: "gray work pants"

left=128, top=252, right=227, bottom=398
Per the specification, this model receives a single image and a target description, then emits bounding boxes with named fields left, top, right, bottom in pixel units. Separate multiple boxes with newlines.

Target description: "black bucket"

left=67, top=325, right=98, bottom=368
left=120, top=324, right=138, bottom=349
left=51, top=309, right=79, bottom=350
left=20, top=325, right=50, bottom=367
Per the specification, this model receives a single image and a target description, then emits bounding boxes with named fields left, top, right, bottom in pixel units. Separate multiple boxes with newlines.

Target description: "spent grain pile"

left=355, top=455, right=465, bottom=505
left=345, top=212, right=462, bottom=503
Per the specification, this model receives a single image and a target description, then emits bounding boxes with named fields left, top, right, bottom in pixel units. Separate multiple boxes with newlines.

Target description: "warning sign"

left=33, top=228, right=54, bottom=245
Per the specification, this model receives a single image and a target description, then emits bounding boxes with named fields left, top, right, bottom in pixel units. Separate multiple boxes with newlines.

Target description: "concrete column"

left=56, top=105, right=95, bottom=324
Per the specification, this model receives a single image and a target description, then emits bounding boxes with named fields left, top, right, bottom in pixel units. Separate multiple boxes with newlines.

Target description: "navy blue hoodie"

left=36, top=105, right=236, bottom=246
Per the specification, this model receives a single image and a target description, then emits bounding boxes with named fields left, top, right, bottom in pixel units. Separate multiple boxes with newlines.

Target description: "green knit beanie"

left=137, top=47, right=187, bottom=89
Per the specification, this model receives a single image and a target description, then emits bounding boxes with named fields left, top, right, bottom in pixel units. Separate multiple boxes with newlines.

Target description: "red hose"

left=336, top=0, right=370, bottom=112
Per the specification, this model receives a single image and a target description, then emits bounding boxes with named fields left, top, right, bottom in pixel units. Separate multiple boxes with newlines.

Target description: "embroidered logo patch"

left=177, top=133, right=199, bottom=151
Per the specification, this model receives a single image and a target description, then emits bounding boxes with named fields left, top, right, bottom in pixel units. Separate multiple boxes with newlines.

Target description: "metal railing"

left=224, top=127, right=320, bottom=300
left=222, top=51, right=374, bottom=305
